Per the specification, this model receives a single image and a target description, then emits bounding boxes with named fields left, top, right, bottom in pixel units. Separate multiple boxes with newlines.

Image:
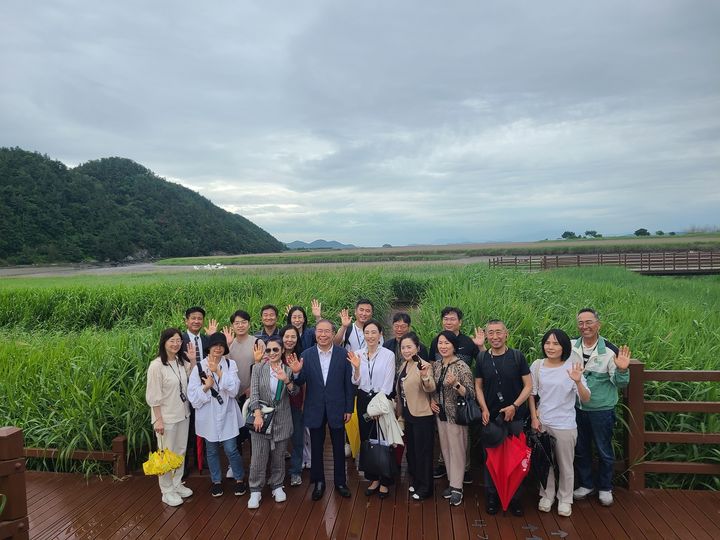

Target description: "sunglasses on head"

left=266, top=347, right=281, bottom=353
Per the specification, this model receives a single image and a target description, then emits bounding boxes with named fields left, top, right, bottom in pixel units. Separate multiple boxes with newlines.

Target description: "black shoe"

left=433, top=464, right=447, bottom=479
left=336, top=484, right=352, bottom=498
left=509, top=500, right=524, bottom=517
left=312, top=482, right=325, bottom=501
left=463, top=471, right=473, bottom=484
left=365, top=484, right=380, bottom=497
left=485, top=495, right=499, bottom=515
left=378, top=488, right=390, bottom=500
left=234, top=481, right=247, bottom=496
left=211, top=483, right=224, bottom=497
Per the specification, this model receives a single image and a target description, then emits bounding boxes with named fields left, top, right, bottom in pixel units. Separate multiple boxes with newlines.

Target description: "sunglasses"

left=266, top=347, right=281, bottom=353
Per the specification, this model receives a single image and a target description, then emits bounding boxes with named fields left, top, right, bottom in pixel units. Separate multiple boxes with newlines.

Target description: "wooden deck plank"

left=23, top=463, right=720, bottom=539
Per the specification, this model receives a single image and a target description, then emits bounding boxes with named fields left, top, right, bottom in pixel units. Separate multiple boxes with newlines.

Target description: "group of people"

left=145, top=299, right=631, bottom=518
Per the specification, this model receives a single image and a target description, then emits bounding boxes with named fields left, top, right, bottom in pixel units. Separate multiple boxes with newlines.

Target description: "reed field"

left=1, top=265, right=718, bottom=488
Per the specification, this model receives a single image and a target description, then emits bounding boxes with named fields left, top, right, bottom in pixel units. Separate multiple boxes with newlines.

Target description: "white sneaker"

left=538, top=497, right=553, bottom=512
left=599, top=490, right=613, bottom=506
left=247, top=492, right=262, bottom=509
left=573, top=486, right=595, bottom=500
left=272, top=486, right=287, bottom=502
left=175, top=485, right=193, bottom=498
left=226, top=466, right=234, bottom=479
left=162, top=492, right=183, bottom=507
left=344, top=443, right=352, bottom=458
left=558, top=502, right=572, bottom=517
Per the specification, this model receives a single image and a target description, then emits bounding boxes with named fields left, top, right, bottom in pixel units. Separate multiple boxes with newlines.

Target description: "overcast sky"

left=1, top=1, right=719, bottom=246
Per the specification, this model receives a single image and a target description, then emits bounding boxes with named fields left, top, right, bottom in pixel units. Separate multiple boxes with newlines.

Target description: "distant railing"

left=624, top=360, right=720, bottom=490
left=23, top=435, right=128, bottom=477
left=488, top=251, right=720, bottom=274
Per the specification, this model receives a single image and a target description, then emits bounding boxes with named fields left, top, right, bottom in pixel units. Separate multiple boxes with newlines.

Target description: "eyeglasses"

left=577, top=320, right=598, bottom=327
left=266, top=347, right=281, bottom=353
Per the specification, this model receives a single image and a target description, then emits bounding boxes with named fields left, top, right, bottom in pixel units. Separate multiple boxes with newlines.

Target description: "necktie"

left=194, top=336, right=201, bottom=364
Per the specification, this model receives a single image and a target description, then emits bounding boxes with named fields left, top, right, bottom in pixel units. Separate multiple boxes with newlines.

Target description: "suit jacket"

left=182, top=332, right=210, bottom=361
left=295, top=345, right=355, bottom=429
left=248, top=362, right=298, bottom=442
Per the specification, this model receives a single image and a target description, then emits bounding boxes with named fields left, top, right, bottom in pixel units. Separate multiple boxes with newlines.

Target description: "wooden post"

left=626, top=361, right=646, bottom=490
left=0, top=427, right=29, bottom=540
left=111, top=436, right=128, bottom=477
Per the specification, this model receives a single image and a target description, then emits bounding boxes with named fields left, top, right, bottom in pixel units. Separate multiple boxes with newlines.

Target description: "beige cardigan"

left=396, top=360, right=436, bottom=418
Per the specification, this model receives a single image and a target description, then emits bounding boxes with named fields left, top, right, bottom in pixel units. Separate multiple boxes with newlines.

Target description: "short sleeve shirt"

left=474, top=349, right=530, bottom=420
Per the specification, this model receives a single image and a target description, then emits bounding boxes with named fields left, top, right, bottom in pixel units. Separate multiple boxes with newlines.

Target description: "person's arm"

left=611, top=345, right=631, bottom=388
left=187, top=365, right=211, bottom=408
left=333, top=309, right=352, bottom=346
left=218, top=360, right=240, bottom=398
left=474, top=377, right=490, bottom=425
left=568, top=362, right=591, bottom=403
left=380, top=354, right=396, bottom=395
left=528, top=394, right=541, bottom=431
left=343, top=352, right=355, bottom=422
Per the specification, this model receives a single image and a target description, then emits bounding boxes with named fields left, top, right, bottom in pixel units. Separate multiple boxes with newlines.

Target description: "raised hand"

left=347, top=351, right=361, bottom=371
left=186, top=341, right=197, bottom=366
left=339, top=308, right=352, bottom=327
left=253, top=341, right=265, bottom=363
left=287, top=355, right=304, bottom=374
left=311, top=299, right=322, bottom=319
left=614, top=345, right=631, bottom=370
left=472, top=326, right=486, bottom=348
left=285, top=304, right=293, bottom=316
left=205, top=318, right=218, bottom=335
left=271, top=362, right=289, bottom=383
left=567, top=362, right=584, bottom=383
left=222, top=326, right=234, bottom=346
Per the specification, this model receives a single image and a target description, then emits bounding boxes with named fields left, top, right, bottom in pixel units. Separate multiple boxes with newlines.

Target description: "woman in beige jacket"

left=396, top=332, right=436, bottom=501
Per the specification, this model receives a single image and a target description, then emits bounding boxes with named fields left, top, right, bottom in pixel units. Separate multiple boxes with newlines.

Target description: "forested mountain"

left=0, top=148, right=285, bottom=264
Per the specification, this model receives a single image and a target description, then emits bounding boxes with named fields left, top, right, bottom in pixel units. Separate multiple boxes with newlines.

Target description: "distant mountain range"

left=285, top=239, right=357, bottom=250
left=0, top=147, right=285, bottom=264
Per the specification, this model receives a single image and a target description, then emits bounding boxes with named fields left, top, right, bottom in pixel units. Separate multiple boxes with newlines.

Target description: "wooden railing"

left=624, top=360, right=720, bottom=490
left=23, top=435, right=128, bottom=477
left=489, top=251, right=720, bottom=274
left=0, top=427, right=28, bottom=540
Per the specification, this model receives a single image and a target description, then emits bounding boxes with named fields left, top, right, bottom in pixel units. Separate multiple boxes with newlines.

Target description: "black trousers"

left=309, top=413, right=346, bottom=486
left=405, top=416, right=435, bottom=497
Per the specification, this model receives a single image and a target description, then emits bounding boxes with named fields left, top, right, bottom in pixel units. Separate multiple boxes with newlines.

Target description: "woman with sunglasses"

left=247, top=335, right=299, bottom=508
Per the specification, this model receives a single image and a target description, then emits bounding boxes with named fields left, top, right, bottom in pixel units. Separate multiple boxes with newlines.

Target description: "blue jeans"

left=575, top=408, right=616, bottom=492
left=206, top=438, right=245, bottom=484
left=289, top=407, right=304, bottom=475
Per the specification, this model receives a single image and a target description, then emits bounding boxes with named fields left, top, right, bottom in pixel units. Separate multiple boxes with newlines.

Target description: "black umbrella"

left=526, top=429, right=556, bottom=490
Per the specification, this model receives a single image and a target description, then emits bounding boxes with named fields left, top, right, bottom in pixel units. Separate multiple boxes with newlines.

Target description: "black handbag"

left=359, top=422, right=398, bottom=478
left=245, top=379, right=284, bottom=434
left=456, top=392, right=482, bottom=426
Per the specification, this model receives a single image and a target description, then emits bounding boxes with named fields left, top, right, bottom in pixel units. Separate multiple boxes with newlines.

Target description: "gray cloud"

left=1, top=0, right=718, bottom=246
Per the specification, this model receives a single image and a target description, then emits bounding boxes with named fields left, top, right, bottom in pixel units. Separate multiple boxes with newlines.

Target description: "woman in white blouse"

left=188, top=332, right=246, bottom=498
left=528, top=328, right=591, bottom=518
left=348, top=319, right=396, bottom=498
left=145, top=328, right=193, bottom=507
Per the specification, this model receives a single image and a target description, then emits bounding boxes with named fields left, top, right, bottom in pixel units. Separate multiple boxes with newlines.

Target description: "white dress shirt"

left=352, top=346, right=396, bottom=395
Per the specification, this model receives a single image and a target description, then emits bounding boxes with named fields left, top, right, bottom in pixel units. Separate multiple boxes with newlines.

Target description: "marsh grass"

left=1, top=265, right=717, bottom=486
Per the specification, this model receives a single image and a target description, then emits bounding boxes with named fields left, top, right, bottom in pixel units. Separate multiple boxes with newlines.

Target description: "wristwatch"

left=454, top=383, right=461, bottom=390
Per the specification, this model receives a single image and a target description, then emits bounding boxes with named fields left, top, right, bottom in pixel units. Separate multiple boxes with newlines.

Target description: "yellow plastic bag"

left=143, top=436, right=184, bottom=476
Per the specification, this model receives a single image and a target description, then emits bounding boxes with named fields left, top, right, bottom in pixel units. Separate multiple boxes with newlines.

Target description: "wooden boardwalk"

left=25, top=459, right=720, bottom=539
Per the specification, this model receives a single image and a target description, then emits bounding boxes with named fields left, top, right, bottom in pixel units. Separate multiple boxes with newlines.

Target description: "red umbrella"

left=196, top=436, right=204, bottom=471
left=485, top=432, right=532, bottom=511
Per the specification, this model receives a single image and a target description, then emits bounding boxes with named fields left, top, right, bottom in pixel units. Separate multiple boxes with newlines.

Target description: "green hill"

left=0, top=148, right=285, bottom=264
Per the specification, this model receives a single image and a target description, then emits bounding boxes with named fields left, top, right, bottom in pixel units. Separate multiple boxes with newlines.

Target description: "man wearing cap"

left=474, top=319, right=532, bottom=516
left=572, top=308, right=631, bottom=507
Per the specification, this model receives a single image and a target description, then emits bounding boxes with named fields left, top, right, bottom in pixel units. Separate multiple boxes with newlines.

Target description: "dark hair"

left=577, top=308, right=600, bottom=320
left=260, top=304, right=279, bottom=316
left=399, top=331, right=420, bottom=349
left=363, top=319, right=383, bottom=334
left=265, top=335, right=284, bottom=352
left=436, top=330, right=460, bottom=353
left=231, top=309, right=251, bottom=323
left=356, top=298, right=374, bottom=310
left=185, top=306, right=205, bottom=319
left=392, top=312, right=411, bottom=325
left=158, top=328, right=185, bottom=366
left=286, top=305, right=308, bottom=331
left=541, top=328, right=572, bottom=361
left=441, top=306, right=463, bottom=320
left=279, top=324, right=302, bottom=357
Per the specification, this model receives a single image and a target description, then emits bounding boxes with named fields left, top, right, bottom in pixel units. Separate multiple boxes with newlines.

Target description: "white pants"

left=156, top=418, right=189, bottom=495
left=436, top=419, right=467, bottom=490
left=539, top=425, right=577, bottom=505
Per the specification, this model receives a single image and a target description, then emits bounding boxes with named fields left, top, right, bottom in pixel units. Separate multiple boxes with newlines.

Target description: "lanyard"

left=353, top=325, right=366, bottom=350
